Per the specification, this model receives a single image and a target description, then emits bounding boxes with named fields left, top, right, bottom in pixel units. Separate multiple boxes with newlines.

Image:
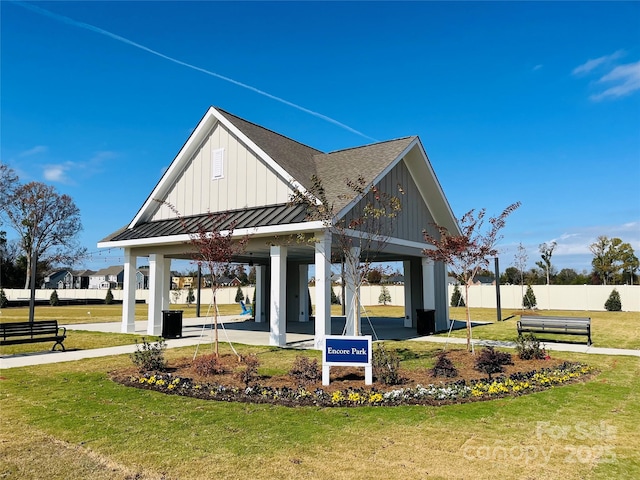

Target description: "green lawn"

left=0, top=330, right=159, bottom=356
left=0, top=303, right=250, bottom=325
left=443, top=308, right=640, bottom=350
left=0, top=342, right=638, bottom=479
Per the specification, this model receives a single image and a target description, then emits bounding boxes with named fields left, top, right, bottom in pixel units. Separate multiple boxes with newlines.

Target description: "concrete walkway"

left=1, top=316, right=638, bottom=370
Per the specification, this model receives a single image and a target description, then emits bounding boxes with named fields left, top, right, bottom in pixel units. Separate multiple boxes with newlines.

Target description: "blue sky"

left=2, top=1, right=639, bottom=274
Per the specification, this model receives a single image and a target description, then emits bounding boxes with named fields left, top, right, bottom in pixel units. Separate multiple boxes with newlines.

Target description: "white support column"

left=299, top=264, right=309, bottom=322
left=255, top=265, right=265, bottom=323
left=422, top=257, right=436, bottom=310
left=148, top=253, right=165, bottom=336
left=345, top=246, right=361, bottom=336
left=403, top=260, right=413, bottom=328
left=443, top=263, right=451, bottom=330
left=314, top=231, right=332, bottom=348
left=162, top=258, right=171, bottom=311
left=121, top=249, right=137, bottom=333
left=269, top=245, right=287, bottom=346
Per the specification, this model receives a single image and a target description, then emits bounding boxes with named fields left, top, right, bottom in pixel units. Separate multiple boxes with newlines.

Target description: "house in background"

left=386, top=273, right=405, bottom=285
left=42, top=269, right=95, bottom=289
left=89, top=266, right=125, bottom=289
left=98, top=106, right=460, bottom=345
left=42, top=270, right=73, bottom=289
left=72, top=269, right=94, bottom=289
left=218, top=276, right=242, bottom=287
left=137, top=266, right=150, bottom=290
left=469, top=275, right=495, bottom=286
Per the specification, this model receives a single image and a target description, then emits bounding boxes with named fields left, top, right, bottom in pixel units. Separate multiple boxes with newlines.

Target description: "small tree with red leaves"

left=159, top=202, right=249, bottom=357
left=422, top=202, right=520, bottom=352
left=190, top=213, right=249, bottom=357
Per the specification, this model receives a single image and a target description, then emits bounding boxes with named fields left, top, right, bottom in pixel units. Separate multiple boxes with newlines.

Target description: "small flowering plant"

left=120, top=362, right=594, bottom=408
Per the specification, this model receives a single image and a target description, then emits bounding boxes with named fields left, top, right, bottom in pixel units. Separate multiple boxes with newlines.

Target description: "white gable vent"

left=212, top=147, right=224, bottom=180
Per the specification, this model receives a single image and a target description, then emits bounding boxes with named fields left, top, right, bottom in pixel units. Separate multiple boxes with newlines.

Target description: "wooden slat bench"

left=0, top=320, right=67, bottom=351
left=517, top=315, right=592, bottom=346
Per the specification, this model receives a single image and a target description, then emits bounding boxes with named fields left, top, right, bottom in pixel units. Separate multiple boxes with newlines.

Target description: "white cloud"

left=532, top=64, right=543, bottom=71
left=499, top=221, right=640, bottom=272
left=41, top=151, right=117, bottom=184
left=559, top=233, right=579, bottom=241
left=572, top=50, right=625, bottom=75
left=19, top=145, right=48, bottom=157
left=43, top=164, right=71, bottom=183
left=572, top=50, right=640, bottom=101
left=590, top=61, right=640, bottom=100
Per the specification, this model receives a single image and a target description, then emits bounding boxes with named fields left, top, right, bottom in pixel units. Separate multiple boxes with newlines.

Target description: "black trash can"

left=161, top=310, right=183, bottom=338
left=416, top=309, right=436, bottom=336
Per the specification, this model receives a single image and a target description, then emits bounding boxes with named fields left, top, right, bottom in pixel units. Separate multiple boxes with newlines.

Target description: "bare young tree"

left=4, top=181, right=85, bottom=288
left=536, top=241, right=557, bottom=285
left=422, top=202, right=521, bottom=352
left=290, top=175, right=403, bottom=335
left=514, top=242, right=528, bottom=311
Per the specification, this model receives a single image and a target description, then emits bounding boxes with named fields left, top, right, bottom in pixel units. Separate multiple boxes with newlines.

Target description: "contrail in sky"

left=14, top=1, right=379, bottom=142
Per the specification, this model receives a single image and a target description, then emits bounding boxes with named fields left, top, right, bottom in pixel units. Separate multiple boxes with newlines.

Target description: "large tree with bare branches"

left=422, top=202, right=521, bottom=352
left=4, top=181, right=85, bottom=288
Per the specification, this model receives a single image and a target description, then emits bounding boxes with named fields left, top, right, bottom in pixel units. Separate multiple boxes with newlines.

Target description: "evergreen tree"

left=105, top=287, right=114, bottom=305
left=252, top=289, right=256, bottom=318
left=450, top=284, right=465, bottom=307
left=234, top=286, right=244, bottom=303
left=604, top=289, right=622, bottom=311
left=330, top=287, right=341, bottom=305
left=186, top=287, right=195, bottom=306
left=49, top=289, right=59, bottom=306
left=523, top=285, right=537, bottom=309
left=378, top=285, right=391, bottom=305
left=0, top=288, right=8, bottom=308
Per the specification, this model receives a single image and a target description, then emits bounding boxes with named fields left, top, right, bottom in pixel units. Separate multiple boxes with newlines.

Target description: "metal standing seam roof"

left=105, top=203, right=308, bottom=242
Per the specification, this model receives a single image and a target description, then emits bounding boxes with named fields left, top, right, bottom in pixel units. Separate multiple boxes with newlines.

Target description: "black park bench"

left=517, top=315, right=592, bottom=346
left=0, top=320, right=67, bottom=351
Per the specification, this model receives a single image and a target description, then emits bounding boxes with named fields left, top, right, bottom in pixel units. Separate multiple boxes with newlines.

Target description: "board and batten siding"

left=151, top=121, right=294, bottom=221
left=342, top=158, right=436, bottom=243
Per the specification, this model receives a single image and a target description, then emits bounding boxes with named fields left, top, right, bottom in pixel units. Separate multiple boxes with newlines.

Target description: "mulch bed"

left=110, top=349, right=596, bottom=407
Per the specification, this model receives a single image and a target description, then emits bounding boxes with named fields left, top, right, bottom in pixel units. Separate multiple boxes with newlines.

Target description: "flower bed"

left=113, top=362, right=594, bottom=407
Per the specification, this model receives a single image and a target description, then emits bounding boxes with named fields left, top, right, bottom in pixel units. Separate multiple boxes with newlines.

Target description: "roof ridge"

left=322, top=135, right=416, bottom=155
left=214, top=106, right=325, bottom=154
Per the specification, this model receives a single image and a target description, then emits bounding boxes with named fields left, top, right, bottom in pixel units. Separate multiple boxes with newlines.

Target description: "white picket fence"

left=3, top=284, right=639, bottom=312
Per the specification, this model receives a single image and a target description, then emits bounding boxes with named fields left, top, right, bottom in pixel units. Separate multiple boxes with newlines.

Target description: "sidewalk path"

left=412, top=335, right=640, bottom=357
left=1, top=317, right=638, bottom=370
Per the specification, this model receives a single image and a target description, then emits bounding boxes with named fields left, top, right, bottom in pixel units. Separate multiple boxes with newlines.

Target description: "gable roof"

left=100, top=107, right=459, bottom=246
left=92, top=265, right=124, bottom=276
left=217, top=108, right=323, bottom=192
left=315, top=137, right=416, bottom=216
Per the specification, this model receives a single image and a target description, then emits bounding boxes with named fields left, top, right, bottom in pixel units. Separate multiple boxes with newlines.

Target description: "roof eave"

left=97, top=220, right=326, bottom=249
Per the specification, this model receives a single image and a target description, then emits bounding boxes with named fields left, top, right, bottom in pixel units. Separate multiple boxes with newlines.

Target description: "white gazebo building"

left=98, top=107, right=460, bottom=348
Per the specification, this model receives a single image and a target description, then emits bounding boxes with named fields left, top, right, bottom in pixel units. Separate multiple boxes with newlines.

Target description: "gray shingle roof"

left=218, top=108, right=415, bottom=208
left=102, top=108, right=418, bottom=243
left=314, top=136, right=416, bottom=213
left=218, top=108, right=322, bottom=192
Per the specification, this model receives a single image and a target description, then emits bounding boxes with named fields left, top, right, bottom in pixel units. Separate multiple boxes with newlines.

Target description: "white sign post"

left=322, top=335, right=373, bottom=386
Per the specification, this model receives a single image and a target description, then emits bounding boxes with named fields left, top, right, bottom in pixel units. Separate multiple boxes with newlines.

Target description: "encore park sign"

left=322, top=335, right=373, bottom=386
